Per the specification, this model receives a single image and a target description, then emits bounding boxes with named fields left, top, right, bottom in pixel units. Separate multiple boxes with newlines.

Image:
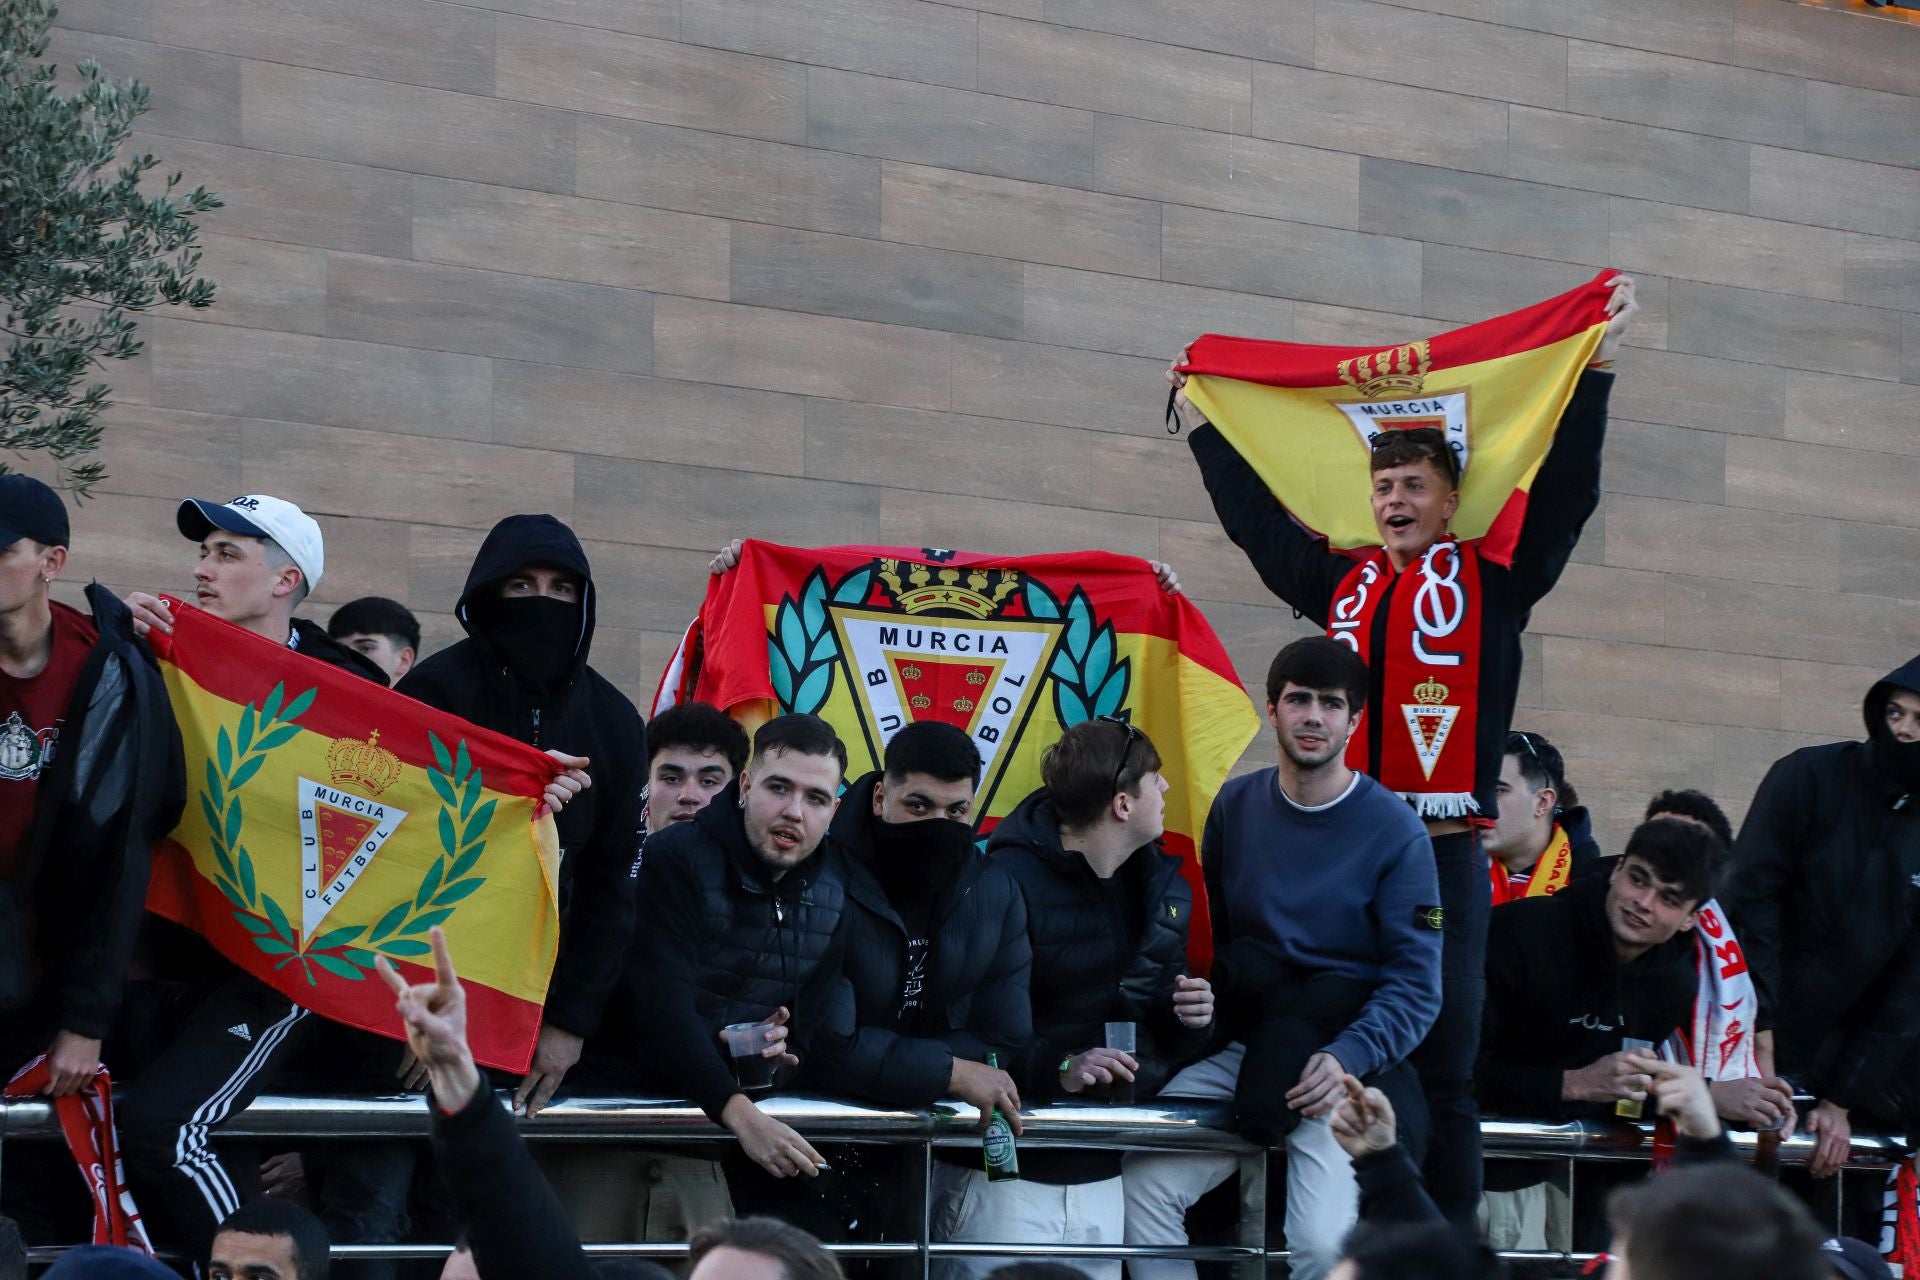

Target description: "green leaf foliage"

left=309, top=953, right=365, bottom=981
left=280, top=686, right=316, bottom=723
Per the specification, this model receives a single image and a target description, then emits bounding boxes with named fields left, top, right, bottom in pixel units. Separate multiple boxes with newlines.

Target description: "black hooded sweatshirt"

left=1723, top=655, right=1920, bottom=1117
left=397, top=515, right=643, bottom=1040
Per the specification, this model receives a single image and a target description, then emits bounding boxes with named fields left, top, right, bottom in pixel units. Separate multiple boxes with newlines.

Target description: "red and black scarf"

left=1330, top=539, right=1483, bottom=818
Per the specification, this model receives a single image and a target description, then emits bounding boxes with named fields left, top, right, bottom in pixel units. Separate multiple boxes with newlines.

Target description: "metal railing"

left=1, top=1094, right=1908, bottom=1274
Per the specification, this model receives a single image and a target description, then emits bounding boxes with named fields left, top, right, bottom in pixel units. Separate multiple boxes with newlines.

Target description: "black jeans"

left=1408, top=828, right=1490, bottom=1227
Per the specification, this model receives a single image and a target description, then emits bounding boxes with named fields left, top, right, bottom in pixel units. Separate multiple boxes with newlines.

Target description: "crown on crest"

left=1412, top=678, right=1450, bottom=706
left=1337, top=340, right=1431, bottom=399
left=876, top=559, right=1020, bottom=619
left=328, top=730, right=402, bottom=796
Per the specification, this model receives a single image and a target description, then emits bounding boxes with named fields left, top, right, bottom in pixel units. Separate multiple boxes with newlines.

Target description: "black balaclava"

left=1868, top=682, right=1920, bottom=793
left=471, top=594, right=580, bottom=695
left=869, top=815, right=976, bottom=901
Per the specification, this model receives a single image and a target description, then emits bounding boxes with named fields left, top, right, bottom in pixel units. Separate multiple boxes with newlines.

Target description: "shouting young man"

left=1169, top=277, right=1637, bottom=1221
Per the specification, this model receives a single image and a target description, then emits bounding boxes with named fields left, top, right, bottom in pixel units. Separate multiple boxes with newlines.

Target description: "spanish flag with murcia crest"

left=1178, top=270, right=1614, bottom=566
left=653, top=543, right=1260, bottom=965
left=145, top=600, right=561, bottom=1072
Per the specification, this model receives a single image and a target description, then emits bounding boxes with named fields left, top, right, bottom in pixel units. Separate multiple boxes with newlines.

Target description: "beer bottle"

left=982, top=1052, right=1020, bottom=1182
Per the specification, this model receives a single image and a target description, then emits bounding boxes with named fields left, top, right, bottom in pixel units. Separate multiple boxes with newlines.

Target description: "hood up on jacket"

left=1864, top=654, right=1920, bottom=791
left=454, top=514, right=596, bottom=689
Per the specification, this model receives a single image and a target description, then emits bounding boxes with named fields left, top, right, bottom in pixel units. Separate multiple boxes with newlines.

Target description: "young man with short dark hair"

left=1124, top=637, right=1440, bottom=1280
left=1640, top=789, right=1794, bottom=1136
left=1479, top=818, right=1730, bottom=1120
left=689, top=1217, right=844, bottom=1280
left=1172, top=279, right=1638, bottom=1222
left=944, top=720, right=1213, bottom=1280
left=325, top=596, right=421, bottom=684
left=209, top=1200, right=331, bottom=1280
left=1483, top=731, right=1598, bottom=904
left=818, top=721, right=1029, bottom=1116
left=618, top=714, right=855, bottom=1180
left=642, top=701, right=751, bottom=839
left=1606, top=1162, right=1827, bottom=1280
left=807, top=723, right=1032, bottom=1252
left=561, top=700, right=753, bottom=1244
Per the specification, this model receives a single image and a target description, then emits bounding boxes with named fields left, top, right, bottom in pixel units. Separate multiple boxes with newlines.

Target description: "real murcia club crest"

left=0, top=710, right=56, bottom=782
left=766, top=554, right=1133, bottom=816
left=1402, top=677, right=1460, bottom=782
left=1332, top=340, right=1472, bottom=476
left=298, top=731, right=407, bottom=939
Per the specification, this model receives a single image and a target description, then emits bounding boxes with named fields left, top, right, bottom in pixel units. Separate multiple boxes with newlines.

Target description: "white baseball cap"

left=177, top=494, right=325, bottom=593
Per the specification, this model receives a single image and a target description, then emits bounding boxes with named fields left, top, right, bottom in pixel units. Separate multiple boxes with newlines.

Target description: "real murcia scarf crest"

left=1331, top=539, right=1484, bottom=817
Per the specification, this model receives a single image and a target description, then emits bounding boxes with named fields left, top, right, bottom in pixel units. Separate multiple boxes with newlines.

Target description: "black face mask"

left=1871, top=726, right=1920, bottom=792
left=472, top=595, right=581, bottom=694
left=870, top=816, right=976, bottom=899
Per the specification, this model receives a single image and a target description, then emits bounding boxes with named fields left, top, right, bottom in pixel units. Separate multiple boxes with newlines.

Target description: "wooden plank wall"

left=38, top=0, right=1920, bottom=852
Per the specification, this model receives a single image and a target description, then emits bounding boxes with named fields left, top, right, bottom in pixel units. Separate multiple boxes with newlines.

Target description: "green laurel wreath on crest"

left=200, top=685, right=494, bottom=985
left=1024, top=580, right=1131, bottom=725
left=767, top=564, right=873, bottom=715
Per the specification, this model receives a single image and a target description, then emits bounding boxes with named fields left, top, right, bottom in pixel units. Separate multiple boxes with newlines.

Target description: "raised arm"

left=1503, top=275, right=1636, bottom=607
left=1172, top=355, right=1350, bottom=624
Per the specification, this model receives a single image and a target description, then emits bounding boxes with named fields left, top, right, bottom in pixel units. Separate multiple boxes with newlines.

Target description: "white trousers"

left=1121, top=1044, right=1358, bottom=1280
left=930, top=1162, right=1123, bottom=1280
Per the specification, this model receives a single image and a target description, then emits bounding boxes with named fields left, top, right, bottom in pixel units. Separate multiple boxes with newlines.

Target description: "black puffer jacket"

left=1479, top=873, right=1696, bottom=1120
left=1723, top=656, right=1920, bottom=1115
left=398, top=515, right=643, bottom=1039
left=2, top=587, right=184, bottom=1038
left=809, top=774, right=1032, bottom=1108
left=987, top=789, right=1208, bottom=1103
left=593, top=782, right=852, bottom=1121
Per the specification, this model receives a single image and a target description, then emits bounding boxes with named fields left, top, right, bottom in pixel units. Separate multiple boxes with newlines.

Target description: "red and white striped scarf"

left=4, top=1056, right=153, bottom=1254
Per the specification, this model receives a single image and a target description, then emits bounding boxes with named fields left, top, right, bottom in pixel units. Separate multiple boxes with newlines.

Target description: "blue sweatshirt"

left=1201, top=768, right=1442, bottom=1078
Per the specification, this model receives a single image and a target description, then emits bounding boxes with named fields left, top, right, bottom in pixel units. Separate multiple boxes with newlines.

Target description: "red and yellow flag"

left=146, top=601, right=561, bottom=1072
left=1179, top=270, right=1615, bottom=565
left=654, top=543, right=1260, bottom=963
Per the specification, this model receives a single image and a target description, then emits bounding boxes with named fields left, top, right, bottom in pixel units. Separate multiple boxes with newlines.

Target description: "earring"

left=738, top=793, right=746, bottom=810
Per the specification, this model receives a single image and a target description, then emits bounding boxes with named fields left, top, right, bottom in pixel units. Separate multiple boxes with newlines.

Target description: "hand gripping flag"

left=1177, top=269, right=1615, bottom=566
left=654, top=543, right=1260, bottom=964
left=145, top=600, right=562, bottom=1072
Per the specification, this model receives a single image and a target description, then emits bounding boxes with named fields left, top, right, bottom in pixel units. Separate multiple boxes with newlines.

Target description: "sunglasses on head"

left=1370, top=426, right=1460, bottom=484
left=1097, top=714, right=1145, bottom=796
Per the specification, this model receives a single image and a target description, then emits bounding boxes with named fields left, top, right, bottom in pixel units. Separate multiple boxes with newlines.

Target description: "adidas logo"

left=227, top=1024, right=252, bottom=1042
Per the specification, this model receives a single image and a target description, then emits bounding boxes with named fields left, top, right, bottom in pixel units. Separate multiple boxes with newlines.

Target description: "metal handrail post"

left=1233, top=1143, right=1267, bottom=1280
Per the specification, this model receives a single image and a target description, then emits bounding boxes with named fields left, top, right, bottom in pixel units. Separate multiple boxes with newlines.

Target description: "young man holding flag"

left=116, top=494, right=393, bottom=1263
left=1168, top=275, right=1637, bottom=1222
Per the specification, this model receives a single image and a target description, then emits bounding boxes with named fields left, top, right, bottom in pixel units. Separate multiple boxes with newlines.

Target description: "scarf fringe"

left=1398, top=791, right=1481, bottom=820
